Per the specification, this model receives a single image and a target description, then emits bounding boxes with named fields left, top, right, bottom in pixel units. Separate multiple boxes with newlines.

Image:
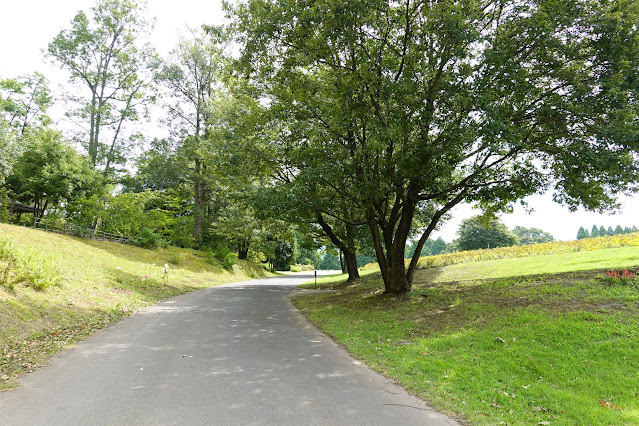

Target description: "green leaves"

left=47, top=0, right=156, bottom=175
left=5, top=129, right=99, bottom=216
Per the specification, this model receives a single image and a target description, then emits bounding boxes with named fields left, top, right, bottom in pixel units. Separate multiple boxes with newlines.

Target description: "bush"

left=131, top=227, right=163, bottom=249
left=290, top=263, right=315, bottom=272
left=167, top=251, right=188, bottom=265
left=206, top=245, right=236, bottom=271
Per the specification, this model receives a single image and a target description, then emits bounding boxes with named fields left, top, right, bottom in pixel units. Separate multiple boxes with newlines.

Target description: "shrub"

left=206, top=245, right=236, bottom=271
left=131, top=227, right=163, bottom=249
left=290, top=263, right=315, bottom=272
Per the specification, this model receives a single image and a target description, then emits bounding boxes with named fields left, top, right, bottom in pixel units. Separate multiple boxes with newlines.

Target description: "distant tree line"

left=577, top=225, right=637, bottom=240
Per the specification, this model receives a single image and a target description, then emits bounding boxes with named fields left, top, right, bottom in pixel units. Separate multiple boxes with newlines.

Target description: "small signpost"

left=315, top=270, right=317, bottom=288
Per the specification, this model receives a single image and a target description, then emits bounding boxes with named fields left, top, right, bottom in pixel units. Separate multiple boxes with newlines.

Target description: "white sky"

left=1, top=0, right=637, bottom=242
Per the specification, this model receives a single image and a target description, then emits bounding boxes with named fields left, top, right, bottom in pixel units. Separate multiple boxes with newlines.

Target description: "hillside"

left=294, top=239, right=639, bottom=425
left=0, top=223, right=272, bottom=390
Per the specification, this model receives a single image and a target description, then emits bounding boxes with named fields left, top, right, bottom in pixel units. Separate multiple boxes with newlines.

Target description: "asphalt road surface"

left=0, top=272, right=459, bottom=425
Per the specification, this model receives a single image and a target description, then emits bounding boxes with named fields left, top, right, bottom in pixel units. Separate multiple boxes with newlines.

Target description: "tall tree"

left=591, top=225, right=600, bottom=238
left=48, top=0, right=156, bottom=176
left=512, top=226, right=555, bottom=245
left=231, top=0, right=639, bottom=293
left=457, top=216, right=518, bottom=251
left=576, top=226, right=590, bottom=240
left=156, top=28, right=226, bottom=247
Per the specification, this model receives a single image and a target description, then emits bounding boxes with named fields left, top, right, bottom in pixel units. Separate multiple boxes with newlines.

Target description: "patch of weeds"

left=167, top=252, right=188, bottom=265
left=0, top=237, right=61, bottom=291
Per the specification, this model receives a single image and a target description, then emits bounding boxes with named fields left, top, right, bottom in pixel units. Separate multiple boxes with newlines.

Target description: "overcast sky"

left=1, top=0, right=638, bottom=242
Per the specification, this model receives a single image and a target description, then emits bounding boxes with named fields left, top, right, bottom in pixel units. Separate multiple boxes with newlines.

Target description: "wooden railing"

left=32, top=217, right=131, bottom=244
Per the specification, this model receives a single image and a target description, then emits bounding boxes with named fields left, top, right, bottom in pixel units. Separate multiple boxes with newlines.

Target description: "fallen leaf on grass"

left=599, top=400, right=620, bottom=410
left=496, top=337, right=507, bottom=344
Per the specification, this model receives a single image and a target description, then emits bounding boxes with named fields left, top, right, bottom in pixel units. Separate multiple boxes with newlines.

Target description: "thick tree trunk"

left=366, top=203, right=413, bottom=295
left=343, top=250, right=359, bottom=282
left=317, top=214, right=359, bottom=281
left=193, top=157, right=207, bottom=249
left=237, top=240, right=250, bottom=260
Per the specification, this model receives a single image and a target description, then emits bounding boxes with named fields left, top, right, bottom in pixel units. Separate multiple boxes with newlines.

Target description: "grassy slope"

left=0, top=223, right=272, bottom=390
left=293, top=243, right=639, bottom=425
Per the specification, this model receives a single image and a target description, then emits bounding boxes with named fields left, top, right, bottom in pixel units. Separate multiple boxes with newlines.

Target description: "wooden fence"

left=32, top=217, right=131, bottom=244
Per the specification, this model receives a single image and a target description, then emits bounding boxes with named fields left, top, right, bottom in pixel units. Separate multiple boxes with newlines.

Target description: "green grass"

left=0, top=223, right=272, bottom=390
left=292, top=246, right=639, bottom=425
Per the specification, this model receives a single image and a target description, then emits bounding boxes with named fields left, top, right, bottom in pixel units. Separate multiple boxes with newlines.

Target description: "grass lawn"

left=0, top=223, right=272, bottom=390
left=293, top=246, right=639, bottom=425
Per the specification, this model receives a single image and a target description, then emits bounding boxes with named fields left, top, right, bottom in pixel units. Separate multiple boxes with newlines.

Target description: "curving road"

left=0, top=273, right=459, bottom=425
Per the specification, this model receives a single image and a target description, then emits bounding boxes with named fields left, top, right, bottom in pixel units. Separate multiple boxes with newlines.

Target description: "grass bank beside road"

left=0, top=223, right=271, bottom=390
left=293, top=243, right=639, bottom=425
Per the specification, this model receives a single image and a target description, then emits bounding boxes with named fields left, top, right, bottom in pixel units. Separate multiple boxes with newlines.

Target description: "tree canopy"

left=229, top=0, right=639, bottom=293
left=457, top=216, right=518, bottom=251
left=48, top=0, right=156, bottom=176
left=2, top=0, right=639, bottom=287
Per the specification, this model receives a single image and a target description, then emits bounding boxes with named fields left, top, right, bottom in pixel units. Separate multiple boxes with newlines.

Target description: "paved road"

left=0, top=273, right=459, bottom=425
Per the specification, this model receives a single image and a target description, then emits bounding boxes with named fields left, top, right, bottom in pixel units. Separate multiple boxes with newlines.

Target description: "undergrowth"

left=0, top=236, right=61, bottom=291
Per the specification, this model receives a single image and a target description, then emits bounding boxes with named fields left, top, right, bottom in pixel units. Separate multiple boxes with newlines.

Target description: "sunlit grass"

left=293, top=246, right=639, bottom=424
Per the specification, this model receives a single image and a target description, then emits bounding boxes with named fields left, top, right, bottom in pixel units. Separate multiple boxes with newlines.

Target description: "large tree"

left=230, top=0, right=639, bottom=293
left=457, top=216, right=518, bottom=251
left=155, top=28, right=226, bottom=247
left=48, top=0, right=156, bottom=176
left=6, top=129, right=98, bottom=219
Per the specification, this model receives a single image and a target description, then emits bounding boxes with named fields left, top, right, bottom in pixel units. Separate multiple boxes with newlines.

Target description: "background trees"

left=6, top=129, right=99, bottom=219
left=511, top=227, right=554, bottom=246
left=456, top=216, right=518, bottom=251
left=577, top=224, right=637, bottom=239
left=47, top=0, right=156, bottom=177
left=1, top=73, right=53, bottom=183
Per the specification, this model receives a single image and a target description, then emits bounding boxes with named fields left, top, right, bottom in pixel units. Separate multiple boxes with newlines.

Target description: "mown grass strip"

left=293, top=249, right=639, bottom=424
